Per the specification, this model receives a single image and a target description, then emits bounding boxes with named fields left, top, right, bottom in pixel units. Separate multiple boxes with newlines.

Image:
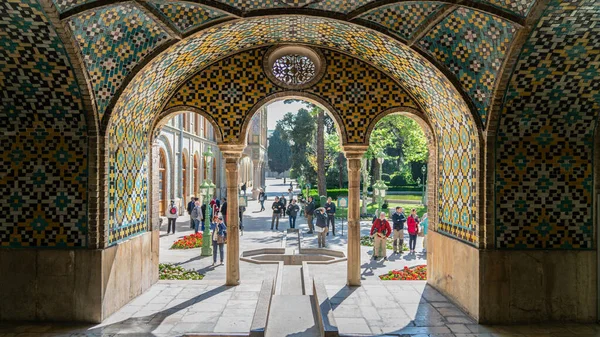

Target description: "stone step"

left=280, top=265, right=304, bottom=295
left=265, top=295, right=322, bottom=337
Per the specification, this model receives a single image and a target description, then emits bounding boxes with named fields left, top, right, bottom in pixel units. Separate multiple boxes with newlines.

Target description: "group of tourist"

left=370, top=206, right=428, bottom=260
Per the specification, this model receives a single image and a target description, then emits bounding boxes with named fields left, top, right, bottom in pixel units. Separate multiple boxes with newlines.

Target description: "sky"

left=266, top=100, right=309, bottom=130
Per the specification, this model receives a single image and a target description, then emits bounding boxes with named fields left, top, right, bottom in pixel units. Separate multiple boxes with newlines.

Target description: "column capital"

left=218, top=144, right=245, bottom=159
left=342, top=145, right=368, bottom=159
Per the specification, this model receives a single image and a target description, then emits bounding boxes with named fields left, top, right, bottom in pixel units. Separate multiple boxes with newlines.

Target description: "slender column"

left=343, top=145, right=368, bottom=286
left=219, top=144, right=244, bottom=286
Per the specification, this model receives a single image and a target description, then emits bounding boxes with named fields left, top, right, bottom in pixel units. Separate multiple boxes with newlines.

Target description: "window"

left=264, top=46, right=324, bottom=89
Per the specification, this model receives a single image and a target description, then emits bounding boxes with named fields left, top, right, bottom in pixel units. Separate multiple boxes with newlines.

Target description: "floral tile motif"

left=419, top=7, right=517, bottom=124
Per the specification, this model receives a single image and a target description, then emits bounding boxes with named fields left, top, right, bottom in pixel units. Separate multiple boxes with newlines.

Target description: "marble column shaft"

left=344, top=145, right=367, bottom=286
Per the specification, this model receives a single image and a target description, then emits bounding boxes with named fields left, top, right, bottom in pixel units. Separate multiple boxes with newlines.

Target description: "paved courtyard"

left=1, top=179, right=599, bottom=336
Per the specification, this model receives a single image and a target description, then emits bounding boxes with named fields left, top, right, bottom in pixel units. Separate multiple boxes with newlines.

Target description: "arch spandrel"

left=106, top=15, right=481, bottom=246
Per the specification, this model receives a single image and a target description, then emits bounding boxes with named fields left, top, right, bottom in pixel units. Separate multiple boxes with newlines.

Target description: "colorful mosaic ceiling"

left=58, top=0, right=530, bottom=129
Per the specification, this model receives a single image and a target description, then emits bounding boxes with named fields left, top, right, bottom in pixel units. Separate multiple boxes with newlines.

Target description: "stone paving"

left=1, top=179, right=600, bottom=336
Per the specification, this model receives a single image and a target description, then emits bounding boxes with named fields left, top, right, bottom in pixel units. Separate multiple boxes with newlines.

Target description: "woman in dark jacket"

left=211, top=215, right=227, bottom=266
left=314, top=207, right=328, bottom=248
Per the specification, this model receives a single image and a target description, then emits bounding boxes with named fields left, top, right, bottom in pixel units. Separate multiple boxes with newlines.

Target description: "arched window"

left=182, top=153, right=188, bottom=204
left=159, top=149, right=167, bottom=216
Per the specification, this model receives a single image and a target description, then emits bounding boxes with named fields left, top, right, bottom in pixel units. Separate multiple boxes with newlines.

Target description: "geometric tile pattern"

left=107, top=16, right=479, bottom=245
left=357, top=2, right=446, bottom=41
left=166, top=48, right=419, bottom=143
left=495, top=0, right=600, bottom=249
left=474, top=0, right=536, bottom=17
left=51, top=0, right=96, bottom=13
left=147, top=1, right=230, bottom=34
left=68, top=3, right=172, bottom=120
left=217, top=0, right=286, bottom=11
left=419, top=7, right=517, bottom=125
left=307, top=0, right=373, bottom=14
left=0, top=0, right=88, bottom=247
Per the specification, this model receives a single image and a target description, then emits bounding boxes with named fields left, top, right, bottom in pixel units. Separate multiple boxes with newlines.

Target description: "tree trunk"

left=338, top=153, right=344, bottom=188
left=371, top=158, right=379, bottom=204
left=317, top=108, right=326, bottom=196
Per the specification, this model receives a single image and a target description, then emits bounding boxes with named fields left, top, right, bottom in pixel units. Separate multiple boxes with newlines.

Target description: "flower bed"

left=360, top=235, right=408, bottom=251
left=159, top=264, right=204, bottom=280
left=171, top=232, right=203, bottom=249
left=379, top=265, right=427, bottom=280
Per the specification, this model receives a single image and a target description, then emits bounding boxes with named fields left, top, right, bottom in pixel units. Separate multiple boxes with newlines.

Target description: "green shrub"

left=382, top=173, right=391, bottom=183
left=390, top=173, right=407, bottom=186
left=159, top=264, right=204, bottom=280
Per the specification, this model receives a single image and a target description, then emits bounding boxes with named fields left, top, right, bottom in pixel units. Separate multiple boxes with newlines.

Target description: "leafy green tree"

left=267, top=129, right=291, bottom=174
left=275, top=108, right=316, bottom=184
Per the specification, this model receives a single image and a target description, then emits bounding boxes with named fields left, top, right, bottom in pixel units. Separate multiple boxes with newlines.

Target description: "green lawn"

left=330, top=201, right=427, bottom=219
left=385, top=194, right=422, bottom=201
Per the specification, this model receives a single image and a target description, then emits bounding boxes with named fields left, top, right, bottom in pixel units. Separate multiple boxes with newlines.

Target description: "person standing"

left=288, top=188, right=294, bottom=204
left=280, top=194, right=287, bottom=217
left=201, top=203, right=207, bottom=231
left=220, top=197, right=228, bottom=223
left=407, top=208, right=420, bottom=253
left=370, top=212, right=392, bottom=260
left=289, top=181, right=293, bottom=191
left=239, top=206, right=246, bottom=235
left=314, top=207, right=328, bottom=248
left=210, top=215, right=227, bottom=266
left=191, top=200, right=203, bottom=233
left=324, top=197, right=336, bottom=236
left=391, top=207, right=407, bottom=254
left=187, top=197, right=196, bottom=229
left=287, top=199, right=300, bottom=229
left=166, top=200, right=178, bottom=235
left=271, top=196, right=283, bottom=230
left=258, top=189, right=266, bottom=211
left=420, top=213, right=429, bottom=253
left=305, top=196, right=315, bottom=234
left=241, top=182, right=247, bottom=196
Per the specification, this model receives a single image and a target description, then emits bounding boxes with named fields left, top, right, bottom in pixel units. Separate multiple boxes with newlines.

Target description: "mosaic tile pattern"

left=475, top=0, right=536, bottom=17
left=68, top=3, right=172, bottom=120
left=107, top=16, right=479, bottom=245
left=217, top=0, right=285, bottom=11
left=0, top=0, right=88, bottom=247
left=357, top=2, right=446, bottom=40
left=419, top=7, right=517, bottom=124
left=495, top=0, right=600, bottom=249
left=51, top=0, right=96, bottom=13
left=166, top=48, right=419, bottom=143
left=148, top=0, right=230, bottom=33
left=307, top=0, right=373, bottom=13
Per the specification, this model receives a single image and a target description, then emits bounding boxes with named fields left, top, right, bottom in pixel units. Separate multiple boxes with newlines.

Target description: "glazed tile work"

left=166, top=47, right=419, bottom=143
left=68, top=3, right=172, bottom=119
left=51, top=0, right=96, bottom=13
left=307, top=0, right=373, bottom=13
left=148, top=1, right=230, bottom=34
left=356, top=2, right=446, bottom=41
left=0, top=0, right=88, bottom=247
left=495, top=0, right=600, bottom=249
left=419, top=7, right=517, bottom=124
left=474, top=0, right=536, bottom=17
left=106, top=16, right=479, bottom=245
left=218, top=0, right=286, bottom=11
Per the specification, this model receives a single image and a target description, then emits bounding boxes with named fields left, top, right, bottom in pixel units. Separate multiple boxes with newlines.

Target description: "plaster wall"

left=427, top=231, right=480, bottom=320
left=479, top=249, right=597, bottom=323
left=0, top=231, right=159, bottom=323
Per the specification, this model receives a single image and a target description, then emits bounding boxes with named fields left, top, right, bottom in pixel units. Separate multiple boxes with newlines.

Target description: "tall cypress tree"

left=267, top=129, right=292, bottom=174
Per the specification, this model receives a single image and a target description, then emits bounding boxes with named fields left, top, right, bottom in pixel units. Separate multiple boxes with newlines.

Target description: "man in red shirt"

left=370, top=212, right=392, bottom=260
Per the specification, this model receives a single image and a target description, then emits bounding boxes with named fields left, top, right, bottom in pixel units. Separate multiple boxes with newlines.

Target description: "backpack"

left=191, top=207, right=199, bottom=220
left=169, top=206, right=177, bottom=215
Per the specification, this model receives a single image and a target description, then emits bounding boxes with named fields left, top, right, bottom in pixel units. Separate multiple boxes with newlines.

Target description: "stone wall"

left=479, top=250, right=597, bottom=323
left=0, top=231, right=158, bottom=323
left=427, top=231, right=480, bottom=320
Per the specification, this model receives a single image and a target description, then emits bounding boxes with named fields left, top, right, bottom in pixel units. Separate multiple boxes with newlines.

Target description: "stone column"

left=252, top=159, right=261, bottom=199
left=219, top=144, right=245, bottom=286
left=343, top=145, right=367, bottom=286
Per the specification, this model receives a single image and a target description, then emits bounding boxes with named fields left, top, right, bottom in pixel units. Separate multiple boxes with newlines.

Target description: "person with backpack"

left=210, top=215, right=227, bottom=266
left=271, top=196, right=283, bottom=230
left=280, top=195, right=287, bottom=217
left=314, top=207, right=328, bottom=248
left=407, top=208, right=420, bottom=253
left=370, top=212, right=392, bottom=260
left=258, top=188, right=266, bottom=211
left=166, top=200, right=178, bottom=235
left=191, top=200, right=203, bottom=234
left=287, top=199, right=300, bottom=229
left=324, top=197, right=336, bottom=236
left=305, top=196, right=315, bottom=234
left=187, top=197, right=196, bottom=229
left=391, top=207, right=407, bottom=254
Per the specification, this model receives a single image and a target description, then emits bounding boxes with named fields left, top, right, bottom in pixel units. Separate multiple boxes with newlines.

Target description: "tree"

left=275, top=108, right=316, bottom=183
left=267, top=129, right=291, bottom=174
left=316, top=107, right=326, bottom=196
